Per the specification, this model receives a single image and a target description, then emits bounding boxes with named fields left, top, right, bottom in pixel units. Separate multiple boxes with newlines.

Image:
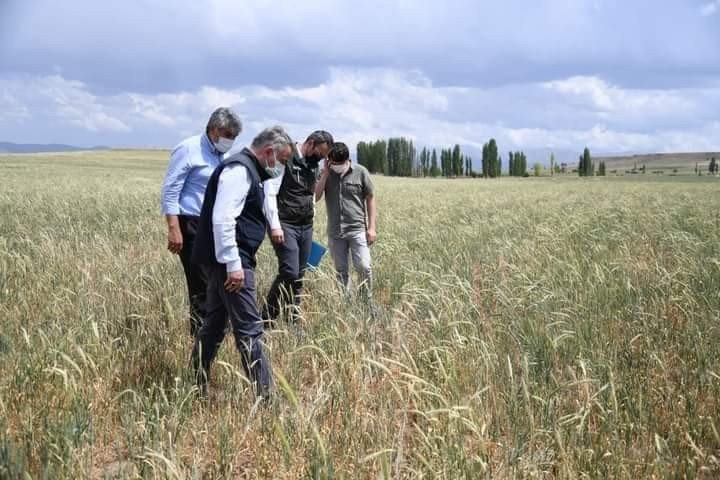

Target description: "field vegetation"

left=1, top=151, right=719, bottom=478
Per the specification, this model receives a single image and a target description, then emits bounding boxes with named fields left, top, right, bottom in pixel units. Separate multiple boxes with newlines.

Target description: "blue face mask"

left=264, top=151, right=284, bottom=178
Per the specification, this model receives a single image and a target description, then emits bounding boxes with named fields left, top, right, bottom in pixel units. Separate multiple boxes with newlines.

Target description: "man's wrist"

left=226, top=259, right=243, bottom=273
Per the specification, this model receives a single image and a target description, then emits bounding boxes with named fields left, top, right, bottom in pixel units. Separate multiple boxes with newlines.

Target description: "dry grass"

left=0, top=151, right=719, bottom=478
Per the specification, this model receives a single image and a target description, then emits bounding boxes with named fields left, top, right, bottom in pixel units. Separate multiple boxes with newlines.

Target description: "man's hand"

left=315, top=159, right=330, bottom=202
left=167, top=226, right=183, bottom=254
left=366, top=227, right=377, bottom=245
left=270, top=228, right=285, bottom=245
left=224, top=269, right=245, bottom=293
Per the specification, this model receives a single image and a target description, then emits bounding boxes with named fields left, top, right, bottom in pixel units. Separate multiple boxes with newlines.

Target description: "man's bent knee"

left=355, top=262, right=372, bottom=277
left=278, top=262, right=301, bottom=282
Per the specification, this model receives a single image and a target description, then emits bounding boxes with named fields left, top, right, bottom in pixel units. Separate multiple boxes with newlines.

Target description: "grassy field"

left=1, top=150, right=719, bottom=478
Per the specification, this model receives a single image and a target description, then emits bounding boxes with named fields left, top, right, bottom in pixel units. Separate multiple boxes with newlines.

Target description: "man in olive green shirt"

left=315, top=142, right=377, bottom=302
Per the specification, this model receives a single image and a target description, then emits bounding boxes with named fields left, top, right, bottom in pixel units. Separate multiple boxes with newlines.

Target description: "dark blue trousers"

left=178, top=215, right=207, bottom=336
left=264, top=222, right=313, bottom=321
left=192, top=265, right=271, bottom=398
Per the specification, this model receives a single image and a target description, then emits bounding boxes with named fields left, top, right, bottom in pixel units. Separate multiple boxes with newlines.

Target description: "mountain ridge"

left=0, top=142, right=110, bottom=154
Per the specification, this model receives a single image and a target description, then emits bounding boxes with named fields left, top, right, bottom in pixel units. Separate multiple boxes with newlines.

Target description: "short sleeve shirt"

left=324, top=164, right=374, bottom=238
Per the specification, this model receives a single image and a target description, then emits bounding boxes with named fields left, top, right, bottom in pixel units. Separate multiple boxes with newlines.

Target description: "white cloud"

left=700, top=1, right=719, bottom=16
left=0, top=75, right=131, bottom=133
left=542, top=76, right=701, bottom=125
left=127, top=95, right=178, bottom=128
left=68, top=111, right=130, bottom=133
left=1, top=69, right=719, bottom=154
left=545, top=76, right=616, bottom=110
left=0, top=92, right=30, bottom=123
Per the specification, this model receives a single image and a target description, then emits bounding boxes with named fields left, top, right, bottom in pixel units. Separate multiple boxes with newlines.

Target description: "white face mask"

left=264, top=151, right=284, bottom=178
left=213, top=136, right=235, bottom=154
left=331, top=162, right=350, bottom=176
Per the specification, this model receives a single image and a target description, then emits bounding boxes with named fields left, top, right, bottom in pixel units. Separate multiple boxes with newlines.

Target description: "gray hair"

left=251, top=125, right=293, bottom=153
left=206, top=107, right=242, bottom=137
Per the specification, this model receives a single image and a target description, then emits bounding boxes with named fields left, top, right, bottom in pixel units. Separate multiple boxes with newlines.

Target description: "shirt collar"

left=332, top=161, right=353, bottom=178
left=242, top=146, right=258, bottom=160
left=291, top=143, right=310, bottom=169
left=243, top=147, right=271, bottom=181
left=201, top=133, right=221, bottom=156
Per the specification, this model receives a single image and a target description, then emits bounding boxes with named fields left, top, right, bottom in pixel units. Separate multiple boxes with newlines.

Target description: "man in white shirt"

left=190, top=126, right=294, bottom=399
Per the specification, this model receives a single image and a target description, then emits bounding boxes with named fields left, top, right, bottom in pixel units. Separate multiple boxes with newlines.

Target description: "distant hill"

left=457, top=145, right=580, bottom=171
left=523, top=148, right=581, bottom=167
left=0, top=142, right=110, bottom=154
left=457, top=147, right=719, bottom=174
left=593, top=152, right=720, bottom=173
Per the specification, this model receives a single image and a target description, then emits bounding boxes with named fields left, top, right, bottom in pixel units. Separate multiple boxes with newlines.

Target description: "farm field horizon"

left=1, top=151, right=719, bottom=478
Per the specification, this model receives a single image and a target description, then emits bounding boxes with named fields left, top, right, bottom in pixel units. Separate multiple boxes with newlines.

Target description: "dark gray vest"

left=192, top=148, right=270, bottom=269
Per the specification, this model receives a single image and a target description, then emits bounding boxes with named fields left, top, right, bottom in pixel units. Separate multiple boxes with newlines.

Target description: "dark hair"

left=306, top=130, right=334, bottom=147
left=329, top=142, right=350, bottom=163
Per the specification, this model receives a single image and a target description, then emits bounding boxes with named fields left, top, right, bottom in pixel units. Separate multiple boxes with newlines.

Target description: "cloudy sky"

left=1, top=0, right=719, bottom=156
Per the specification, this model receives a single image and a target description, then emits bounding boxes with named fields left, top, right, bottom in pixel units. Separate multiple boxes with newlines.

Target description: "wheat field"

left=0, top=150, right=719, bottom=478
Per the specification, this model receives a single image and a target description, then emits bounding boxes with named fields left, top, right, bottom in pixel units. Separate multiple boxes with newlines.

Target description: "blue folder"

left=307, top=241, right=327, bottom=270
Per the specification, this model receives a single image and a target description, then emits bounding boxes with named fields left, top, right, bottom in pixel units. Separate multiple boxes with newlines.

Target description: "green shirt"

left=324, top=164, right=375, bottom=238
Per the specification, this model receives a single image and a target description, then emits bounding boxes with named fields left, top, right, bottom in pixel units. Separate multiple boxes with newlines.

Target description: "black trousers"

left=264, top=222, right=313, bottom=321
left=191, top=265, right=272, bottom=398
left=178, top=215, right=207, bottom=336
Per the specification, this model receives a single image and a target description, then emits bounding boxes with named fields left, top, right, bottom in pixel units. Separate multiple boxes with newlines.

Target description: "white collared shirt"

left=212, top=157, right=276, bottom=273
left=262, top=143, right=298, bottom=231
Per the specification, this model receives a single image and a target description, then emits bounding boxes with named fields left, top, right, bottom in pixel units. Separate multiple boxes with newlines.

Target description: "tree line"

left=578, top=147, right=606, bottom=176
left=357, top=139, right=620, bottom=178
left=357, top=137, right=529, bottom=178
left=508, top=151, right=528, bottom=177
left=357, top=138, right=476, bottom=177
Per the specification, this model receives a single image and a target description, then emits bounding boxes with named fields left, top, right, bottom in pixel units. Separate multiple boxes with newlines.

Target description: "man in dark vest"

left=263, top=130, right=334, bottom=324
left=191, top=126, right=294, bottom=399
